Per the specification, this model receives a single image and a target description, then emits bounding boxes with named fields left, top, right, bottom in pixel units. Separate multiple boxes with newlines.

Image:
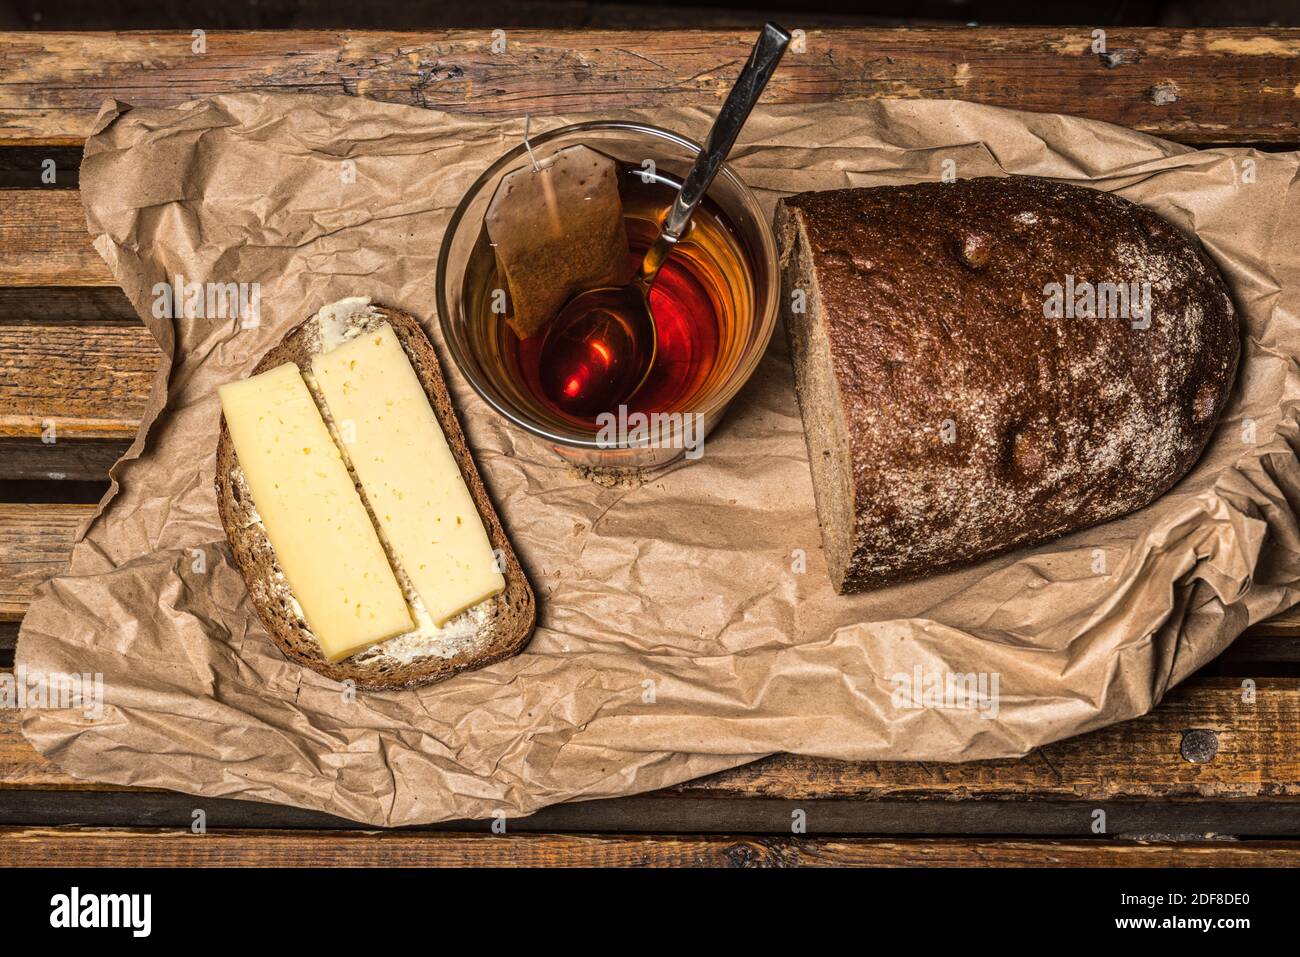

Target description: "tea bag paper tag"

left=486, top=144, right=633, bottom=338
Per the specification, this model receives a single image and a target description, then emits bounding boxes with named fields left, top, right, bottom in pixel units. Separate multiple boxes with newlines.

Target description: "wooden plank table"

left=2, top=27, right=1299, bottom=868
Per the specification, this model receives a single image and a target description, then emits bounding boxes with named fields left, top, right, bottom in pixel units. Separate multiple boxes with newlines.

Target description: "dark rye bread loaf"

left=215, top=304, right=535, bottom=691
left=775, top=176, right=1239, bottom=593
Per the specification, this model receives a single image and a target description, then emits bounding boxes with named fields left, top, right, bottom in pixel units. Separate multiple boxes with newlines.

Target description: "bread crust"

left=215, top=304, right=536, bottom=690
left=776, top=176, right=1240, bottom=593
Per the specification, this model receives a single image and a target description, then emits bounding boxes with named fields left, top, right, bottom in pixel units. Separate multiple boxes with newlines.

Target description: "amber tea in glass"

left=461, top=160, right=757, bottom=437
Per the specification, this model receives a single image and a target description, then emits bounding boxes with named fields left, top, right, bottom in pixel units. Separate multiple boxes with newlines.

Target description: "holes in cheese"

left=218, top=362, right=414, bottom=661
left=310, top=323, right=506, bottom=626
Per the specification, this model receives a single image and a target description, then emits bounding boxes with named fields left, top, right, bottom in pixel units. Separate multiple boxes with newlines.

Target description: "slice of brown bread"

left=215, top=302, right=536, bottom=691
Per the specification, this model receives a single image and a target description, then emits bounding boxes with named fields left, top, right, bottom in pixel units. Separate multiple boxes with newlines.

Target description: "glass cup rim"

left=435, top=118, right=780, bottom=450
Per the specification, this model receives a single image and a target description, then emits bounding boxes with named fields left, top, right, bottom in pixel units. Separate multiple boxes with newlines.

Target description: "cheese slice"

left=218, top=362, right=413, bottom=660
left=311, top=323, right=506, bottom=625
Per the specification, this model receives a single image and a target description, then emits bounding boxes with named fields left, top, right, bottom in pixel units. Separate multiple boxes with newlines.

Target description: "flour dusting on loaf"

left=776, top=176, right=1239, bottom=593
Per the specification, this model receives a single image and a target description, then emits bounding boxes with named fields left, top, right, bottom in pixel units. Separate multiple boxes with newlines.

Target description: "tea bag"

left=486, top=142, right=633, bottom=338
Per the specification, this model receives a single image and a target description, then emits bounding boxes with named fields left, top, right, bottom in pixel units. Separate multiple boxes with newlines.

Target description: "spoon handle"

left=655, top=23, right=790, bottom=250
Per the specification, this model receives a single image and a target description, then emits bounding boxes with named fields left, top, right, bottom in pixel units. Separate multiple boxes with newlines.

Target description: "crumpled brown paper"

left=16, top=93, right=1300, bottom=827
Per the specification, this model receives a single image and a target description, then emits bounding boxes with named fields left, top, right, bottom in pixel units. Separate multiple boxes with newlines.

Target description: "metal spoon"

left=537, top=22, right=791, bottom=417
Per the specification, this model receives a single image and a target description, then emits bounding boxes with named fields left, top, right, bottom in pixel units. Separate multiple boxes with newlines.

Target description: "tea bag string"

left=523, top=115, right=541, bottom=173
left=520, top=115, right=562, bottom=235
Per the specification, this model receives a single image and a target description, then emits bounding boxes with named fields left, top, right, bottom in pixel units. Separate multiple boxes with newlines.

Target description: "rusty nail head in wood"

left=1180, top=729, right=1219, bottom=764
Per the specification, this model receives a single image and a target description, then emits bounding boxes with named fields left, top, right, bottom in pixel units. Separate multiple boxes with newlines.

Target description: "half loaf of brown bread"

left=775, top=176, right=1239, bottom=593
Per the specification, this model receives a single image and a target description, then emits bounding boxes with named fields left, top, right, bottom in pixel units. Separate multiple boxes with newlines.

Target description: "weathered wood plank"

left=0, top=315, right=157, bottom=479
left=0, top=504, right=88, bottom=621
left=0, top=191, right=111, bottom=285
left=0, top=319, right=156, bottom=455
left=0, top=323, right=157, bottom=439
left=688, top=679, right=1300, bottom=801
left=1, top=827, right=1295, bottom=867
left=3, top=668, right=1298, bottom=803
left=0, top=29, right=1299, bottom=147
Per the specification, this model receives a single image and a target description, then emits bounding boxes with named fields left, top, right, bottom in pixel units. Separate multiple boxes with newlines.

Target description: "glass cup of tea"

left=436, top=120, right=779, bottom=469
